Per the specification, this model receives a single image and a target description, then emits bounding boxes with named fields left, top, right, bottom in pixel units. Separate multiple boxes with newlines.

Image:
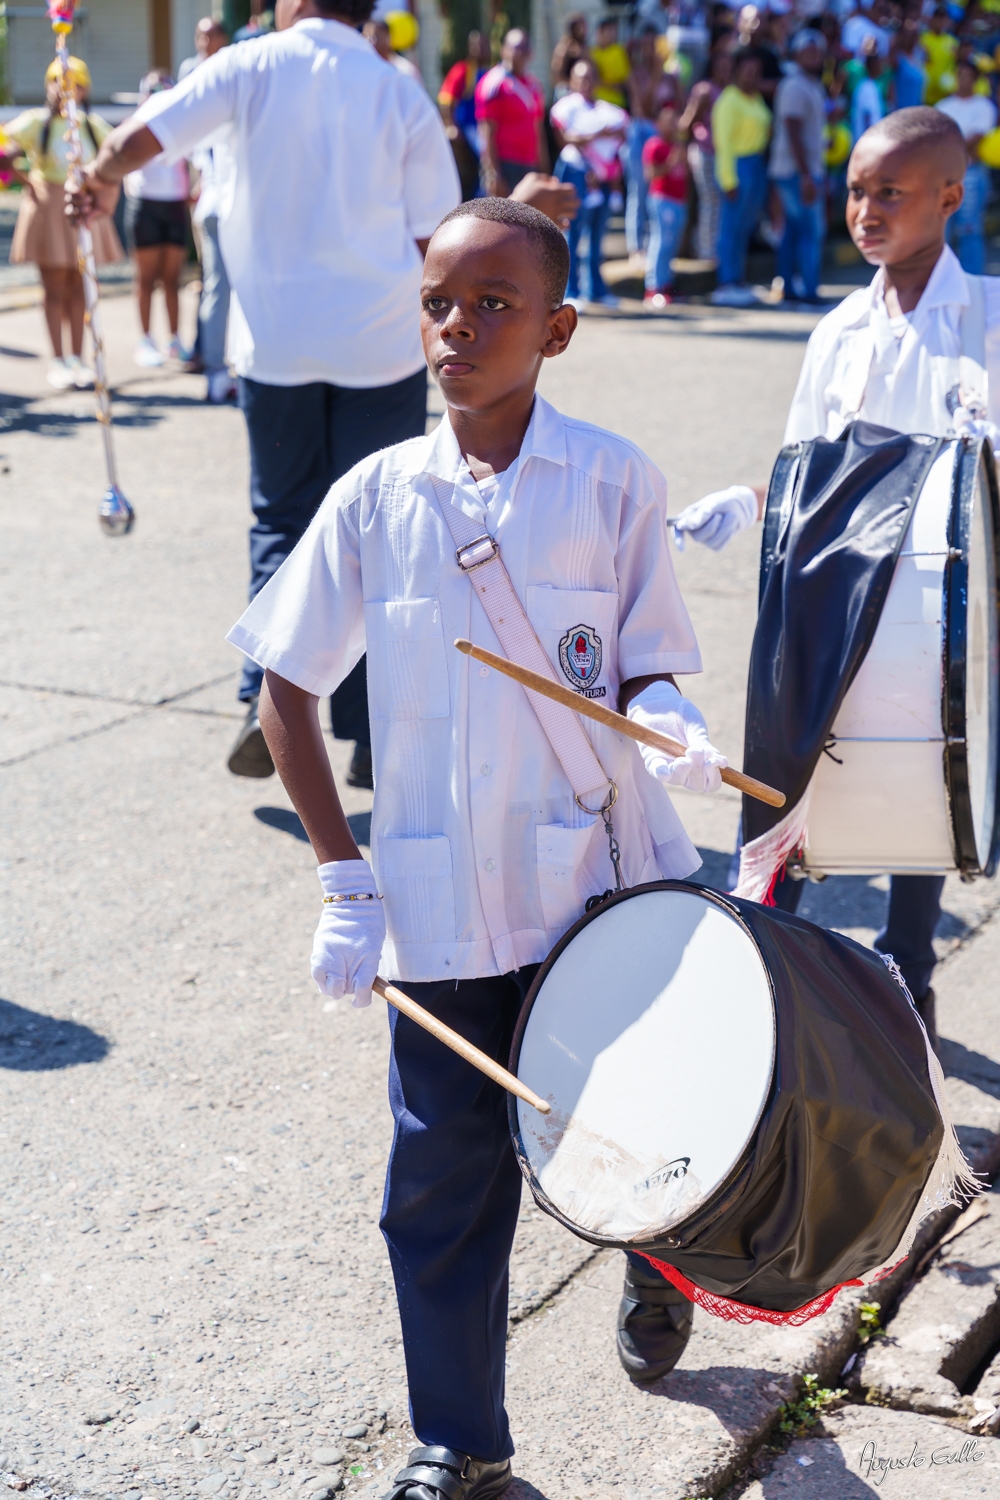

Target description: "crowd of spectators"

left=439, top=0, right=1000, bottom=310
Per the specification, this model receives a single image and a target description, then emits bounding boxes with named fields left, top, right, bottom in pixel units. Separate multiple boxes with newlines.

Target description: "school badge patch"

left=558, top=624, right=605, bottom=698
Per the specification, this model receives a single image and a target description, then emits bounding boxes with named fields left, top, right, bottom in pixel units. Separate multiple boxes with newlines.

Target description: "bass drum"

left=509, top=882, right=945, bottom=1320
left=767, top=436, right=1000, bottom=878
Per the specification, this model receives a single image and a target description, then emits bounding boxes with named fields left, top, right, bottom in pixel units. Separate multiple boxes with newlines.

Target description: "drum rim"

left=943, top=436, right=1000, bottom=879
left=507, top=879, right=778, bottom=1251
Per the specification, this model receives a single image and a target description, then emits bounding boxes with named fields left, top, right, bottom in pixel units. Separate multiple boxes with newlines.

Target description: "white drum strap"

left=430, top=474, right=611, bottom=809
left=959, top=272, right=988, bottom=418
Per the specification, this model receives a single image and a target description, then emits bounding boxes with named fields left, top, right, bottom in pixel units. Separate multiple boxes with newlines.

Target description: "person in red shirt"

left=475, top=28, right=549, bottom=196
left=438, top=30, right=490, bottom=199
left=642, top=105, right=690, bottom=307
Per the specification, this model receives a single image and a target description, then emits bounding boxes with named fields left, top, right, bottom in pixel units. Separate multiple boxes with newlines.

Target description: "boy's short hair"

left=436, top=198, right=571, bottom=310
left=864, top=104, right=967, bottom=178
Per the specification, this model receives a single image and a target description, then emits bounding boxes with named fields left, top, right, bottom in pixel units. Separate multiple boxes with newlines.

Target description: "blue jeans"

left=773, top=174, right=826, bottom=300
left=716, top=151, right=767, bottom=287
left=197, top=214, right=230, bottom=373
left=645, top=194, right=688, bottom=291
left=624, top=118, right=657, bottom=255
left=381, top=967, right=539, bottom=1459
left=949, top=161, right=989, bottom=276
left=235, top=368, right=427, bottom=702
left=555, top=159, right=611, bottom=301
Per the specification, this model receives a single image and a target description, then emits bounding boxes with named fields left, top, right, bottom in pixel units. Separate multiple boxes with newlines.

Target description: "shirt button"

left=479, top=665, right=490, bottom=677
left=485, top=859, right=496, bottom=873
left=480, top=763, right=491, bottom=777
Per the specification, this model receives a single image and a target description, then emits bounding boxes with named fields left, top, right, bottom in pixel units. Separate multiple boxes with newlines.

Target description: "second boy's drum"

left=509, top=882, right=945, bottom=1317
left=766, top=436, right=1000, bottom=878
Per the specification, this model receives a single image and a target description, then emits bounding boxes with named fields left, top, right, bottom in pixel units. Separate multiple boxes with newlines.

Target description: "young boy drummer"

left=671, top=107, right=1000, bottom=1050
left=227, top=198, right=727, bottom=1500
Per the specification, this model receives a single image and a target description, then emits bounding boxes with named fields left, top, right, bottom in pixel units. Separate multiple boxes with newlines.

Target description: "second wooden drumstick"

left=453, top=639, right=786, bottom=810
left=373, top=977, right=552, bottom=1116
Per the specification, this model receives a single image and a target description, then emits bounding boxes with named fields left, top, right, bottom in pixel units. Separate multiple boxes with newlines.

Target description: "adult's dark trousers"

left=235, top=369, right=428, bottom=729
left=771, top=871, right=944, bottom=999
left=380, top=967, right=539, bottom=1461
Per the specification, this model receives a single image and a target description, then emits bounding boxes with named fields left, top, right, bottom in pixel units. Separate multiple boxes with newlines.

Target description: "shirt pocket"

left=364, top=597, right=450, bottom=721
left=377, top=835, right=456, bottom=946
left=525, top=587, right=620, bottom=704
left=535, top=820, right=606, bottom=934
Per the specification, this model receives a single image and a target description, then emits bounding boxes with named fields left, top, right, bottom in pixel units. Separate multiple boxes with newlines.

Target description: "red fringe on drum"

left=637, top=1253, right=903, bottom=1326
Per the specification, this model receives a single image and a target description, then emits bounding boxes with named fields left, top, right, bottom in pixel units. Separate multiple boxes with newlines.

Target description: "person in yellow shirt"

left=711, top=48, right=771, bottom=305
left=922, top=7, right=959, bottom=105
left=591, top=15, right=631, bottom=107
left=1, top=57, right=123, bottom=389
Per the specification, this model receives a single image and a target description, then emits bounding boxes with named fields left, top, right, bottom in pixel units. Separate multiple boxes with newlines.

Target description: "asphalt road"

left=2, top=284, right=999, bottom=1500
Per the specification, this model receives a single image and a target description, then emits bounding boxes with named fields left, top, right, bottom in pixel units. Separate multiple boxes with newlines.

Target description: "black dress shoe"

left=915, top=987, right=938, bottom=1054
left=227, top=697, right=275, bottom=778
left=616, top=1256, right=694, bottom=1386
left=384, top=1446, right=511, bottom=1500
left=346, top=742, right=374, bottom=790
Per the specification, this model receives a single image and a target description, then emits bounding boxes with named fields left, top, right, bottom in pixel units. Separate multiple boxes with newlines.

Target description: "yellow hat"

left=386, top=11, right=419, bottom=53
left=45, top=55, right=91, bottom=91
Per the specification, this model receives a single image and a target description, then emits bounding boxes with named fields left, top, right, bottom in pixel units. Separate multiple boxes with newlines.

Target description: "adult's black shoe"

left=616, top=1256, right=694, bottom=1386
left=346, top=743, right=374, bottom=790
left=915, top=988, right=938, bottom=1055
left=384, top=1446, right=511, bottom=1500
left=227, top=697, right=274, bottom=778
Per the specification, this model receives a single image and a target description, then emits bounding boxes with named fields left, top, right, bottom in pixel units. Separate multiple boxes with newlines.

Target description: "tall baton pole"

left=49, top=1, right=134, bottom=536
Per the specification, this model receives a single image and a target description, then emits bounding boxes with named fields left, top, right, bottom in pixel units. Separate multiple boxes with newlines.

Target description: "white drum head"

left=514, top=888, right=776, bottom=1243
left=965, top=453, right=999, bottom=870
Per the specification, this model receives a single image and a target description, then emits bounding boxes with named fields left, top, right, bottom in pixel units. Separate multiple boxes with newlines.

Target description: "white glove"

left=627, top=680, right=728, bottom=794
left=670, top=485, right=758, bottom=552
left=311, top=859, right=386, bottom=1009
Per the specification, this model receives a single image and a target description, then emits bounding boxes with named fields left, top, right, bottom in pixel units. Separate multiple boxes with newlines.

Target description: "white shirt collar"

left=863, top=244, right=969, bottom=324
left=417, top=394, right=569, bottom=483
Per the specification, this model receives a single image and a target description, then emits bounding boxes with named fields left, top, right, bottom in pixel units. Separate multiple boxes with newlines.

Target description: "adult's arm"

left=479, top=117, right=506, bottom=195
left=509, top=172, right=579, bottom=226
left=785, top=113, right=816, bottom=203
left=535, top=113, right=551, bottom=173
left=259, top=672, right=362, bottom=866
left=69, top=48, right=239, bottom=222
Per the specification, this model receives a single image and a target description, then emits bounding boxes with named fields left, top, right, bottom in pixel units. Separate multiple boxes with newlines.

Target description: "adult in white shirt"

left=851, top=39, right=885, bottom=144
left=550, top=59, right=628, bottom=307
left=937, top=59, right=998, bottom=274
left=841, top=6, right=891, bottom=58
left=72, top=0, right=460, bottom=782
left=177, top=16, right=229, bottom=81
left=669, top=107, right=995, bottom=1048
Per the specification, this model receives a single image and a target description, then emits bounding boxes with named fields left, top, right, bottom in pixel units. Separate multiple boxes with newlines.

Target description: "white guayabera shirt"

left=133, top=17, right=459, bottom=387
left=784, top=246, right=1000, bottom=444
left=228, top=396, right=705, bottom=983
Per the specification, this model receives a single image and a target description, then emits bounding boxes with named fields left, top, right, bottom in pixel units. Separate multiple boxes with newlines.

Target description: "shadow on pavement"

left=0, top=997, right=109, bottom=1070
left=254, top=805, right=372, bottom=847
left=940, top=1037, right=1000, bottom=1096
left=753, top=1440, right=877, bottom=1497
left=507, top=1481, right=551, bottom=1499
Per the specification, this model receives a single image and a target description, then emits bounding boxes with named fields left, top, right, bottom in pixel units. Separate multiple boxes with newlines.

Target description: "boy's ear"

left=940, top=177, right=964, bottom=223
left=542, top=302, right=578, bottom=360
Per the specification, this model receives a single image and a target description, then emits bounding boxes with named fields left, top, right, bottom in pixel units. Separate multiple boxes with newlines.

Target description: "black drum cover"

left=509, top=883, right=944, bottom=1318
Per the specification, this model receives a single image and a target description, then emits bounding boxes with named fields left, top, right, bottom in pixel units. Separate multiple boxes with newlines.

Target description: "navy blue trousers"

left=380, top=968, right=540, bottom=1461
left=772, top=872, right=945, bottom=999
left=235, top=368, right=427, bottom=711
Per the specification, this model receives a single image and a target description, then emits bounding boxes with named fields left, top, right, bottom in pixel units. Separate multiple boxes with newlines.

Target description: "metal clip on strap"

left=455, top=533, right=499, bottom=572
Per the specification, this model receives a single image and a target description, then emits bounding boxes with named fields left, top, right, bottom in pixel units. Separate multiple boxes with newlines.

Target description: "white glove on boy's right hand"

left=311, top=859, right=385, bottom=1009
left=670, top=485, right=758, bottom=552
left=627, top=680, right=728, bottom=795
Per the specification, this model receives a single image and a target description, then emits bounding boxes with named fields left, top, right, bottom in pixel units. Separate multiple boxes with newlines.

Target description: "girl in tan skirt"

left=2, top=56, right=124, bottom=390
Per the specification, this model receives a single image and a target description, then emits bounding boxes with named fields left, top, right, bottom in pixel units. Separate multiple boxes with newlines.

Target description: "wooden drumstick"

left=454, top=639, right=786, bottom=810
left=372, top=977, right=551, bottom=1115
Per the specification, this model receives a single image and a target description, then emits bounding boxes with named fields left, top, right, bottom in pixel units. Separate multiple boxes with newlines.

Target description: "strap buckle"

left=456, top=533, right=499, bottom=572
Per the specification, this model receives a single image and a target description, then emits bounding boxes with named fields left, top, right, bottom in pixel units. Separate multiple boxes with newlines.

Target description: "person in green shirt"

left=711, top=48, right=772, bottom=305
left=1, top=56, right=123, bottom=390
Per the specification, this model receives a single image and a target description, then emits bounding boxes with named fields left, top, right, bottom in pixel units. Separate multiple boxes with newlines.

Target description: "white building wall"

left=172, top=0, right=209, bottom=77
left=7, top=0, right=154, bottom=105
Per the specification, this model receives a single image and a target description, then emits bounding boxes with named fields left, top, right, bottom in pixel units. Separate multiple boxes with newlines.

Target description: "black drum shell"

left=509, top=882, right=943, bottom=1314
